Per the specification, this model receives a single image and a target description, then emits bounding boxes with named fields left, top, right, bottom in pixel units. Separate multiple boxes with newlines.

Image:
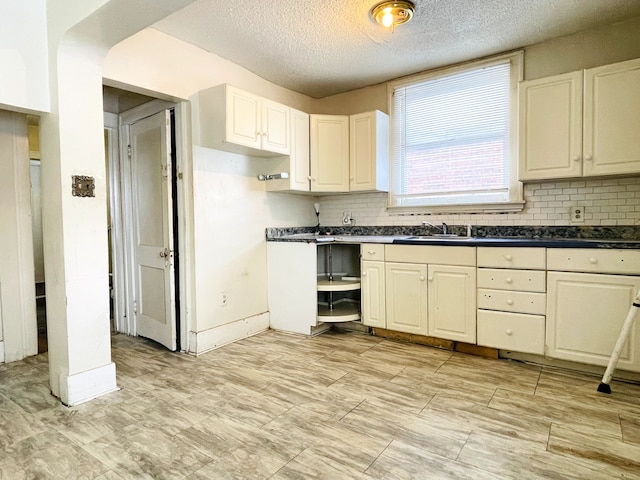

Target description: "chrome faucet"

left=422, top=221, right=448, bottom=234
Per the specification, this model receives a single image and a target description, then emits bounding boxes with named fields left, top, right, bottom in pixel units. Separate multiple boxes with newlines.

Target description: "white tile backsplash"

left=317, top=177, right=640, bottom=227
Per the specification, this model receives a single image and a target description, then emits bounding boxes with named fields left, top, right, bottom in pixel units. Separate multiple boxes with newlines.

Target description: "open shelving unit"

left=316, top=243, right=361, bottom=323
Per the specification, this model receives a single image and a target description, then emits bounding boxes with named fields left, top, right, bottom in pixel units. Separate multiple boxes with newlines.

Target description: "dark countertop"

left=266, top=226, right=640, bottom=249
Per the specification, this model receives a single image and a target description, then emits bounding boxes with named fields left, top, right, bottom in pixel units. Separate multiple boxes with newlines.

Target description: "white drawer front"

left=361, top=243, right=385, bottom=261
left=477, top=310, right=545, bottom=355
left=385, top=245, right=476, bottom=266
left=477, top=247, right=546, bottom=269
left=478, top=289, right=546, bottom=315
left=547, top=248, right=640, bottom=275
left=477, top=268, right=546, bottom=292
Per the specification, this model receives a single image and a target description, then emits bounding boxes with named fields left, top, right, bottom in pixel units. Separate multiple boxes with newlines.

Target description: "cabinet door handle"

left=362, top=272, right=367, bottom=277
left=506, top=329, right=513, bottom=336
left=585, top=154, right=593, bottom=161
left=420, top=276, right=426, bottom=281
left=572, top=155, right=581, bottom=162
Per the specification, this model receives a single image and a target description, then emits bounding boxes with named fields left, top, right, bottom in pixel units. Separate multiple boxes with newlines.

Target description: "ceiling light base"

left=370, top=1, right=415, bottom=30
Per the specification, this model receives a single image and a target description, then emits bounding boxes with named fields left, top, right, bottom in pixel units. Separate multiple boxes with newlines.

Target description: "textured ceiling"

left=152, top=0, right=640, bottom=98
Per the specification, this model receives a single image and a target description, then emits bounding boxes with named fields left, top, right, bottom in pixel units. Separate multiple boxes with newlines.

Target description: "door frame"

left=109, top=99, right=193, bottom=352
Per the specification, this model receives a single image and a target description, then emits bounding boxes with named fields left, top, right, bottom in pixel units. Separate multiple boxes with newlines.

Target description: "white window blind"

left=389, top=54, right=522, bottom=211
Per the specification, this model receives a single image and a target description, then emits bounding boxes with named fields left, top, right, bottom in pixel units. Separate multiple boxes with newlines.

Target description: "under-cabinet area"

left=316, top=243, right=361, bottom=322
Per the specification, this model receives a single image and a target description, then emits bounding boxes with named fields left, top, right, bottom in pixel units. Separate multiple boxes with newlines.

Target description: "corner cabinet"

left=310, top=115, right=350, bottom=192
left=518, top=58, right=640, bottom=181
left=195, top=84, right=290, bottom=157
left=310, top=111, right=390, bottom=193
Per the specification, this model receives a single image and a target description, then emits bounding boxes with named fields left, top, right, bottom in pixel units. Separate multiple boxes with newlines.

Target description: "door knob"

left=159, top=248, right=170, bottom=258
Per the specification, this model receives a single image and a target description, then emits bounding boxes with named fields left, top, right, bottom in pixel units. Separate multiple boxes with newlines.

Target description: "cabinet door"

left=310, top=115, right=349, bottom=192
left=261, top=99, right=290, bottom=155
left=288, top=108, right=310, bottom=191
left=226, top=86, right=261, bottom=150
left=518, top=71, right=583, bottom=181
left=361, top=261, right=385, bottom=328
left=428, top=265, right=476, bottom=343
left=349, top=111, right=389, bottom=192
left=547, top=271, right=640, bottom=372
left=584, top=58, right=640, bottom=176
left=385, top=262, right=427, bottom=335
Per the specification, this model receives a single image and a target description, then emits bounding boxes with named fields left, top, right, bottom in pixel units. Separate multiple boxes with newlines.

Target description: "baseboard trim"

left=190, top=312, right=270, bottom=355
left=59, top=362, right=119, bottom=406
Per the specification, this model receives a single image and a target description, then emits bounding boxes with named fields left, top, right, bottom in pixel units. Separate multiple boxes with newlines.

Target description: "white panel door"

left=584, top=58, right=640, bottom=176
left=518, top=71, right=583, bottom=181
left=310, top=114, right=349, bottom=192
left=261, top=99, right=289, bottom=155
left=547, top=271, right=640, bottom=372
left=428, top=265, right=476, bottom=343
left=226, top=86, right=261, bottom=150
left=130, top=111, right=176, bottom=350
left=385, top=262, right=427, bottom=335
left=361, top=260, right=386, bottom=328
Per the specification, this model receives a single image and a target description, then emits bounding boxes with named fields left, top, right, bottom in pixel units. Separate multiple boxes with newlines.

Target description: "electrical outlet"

left=220, top=292, right=229, bottom=307
left=342, top=212, right=353, bottom=225
left=570, top=205, right=585, bottom=223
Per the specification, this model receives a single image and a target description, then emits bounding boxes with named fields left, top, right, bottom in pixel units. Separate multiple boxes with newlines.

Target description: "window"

left=389, top=51, right=524, bottom=213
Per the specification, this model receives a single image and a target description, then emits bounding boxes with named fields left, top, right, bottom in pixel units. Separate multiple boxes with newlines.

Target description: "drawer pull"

left=506, top=329, right=513, bottom=336
left=506, top=299, right=514, bottom=305
left=589, top=257, right=598, bottom=264
left=367, top=250, right=376, bottom=255
left=505, top=277, right=513, bottom=284
left=504, top=254, right=513, bottom=261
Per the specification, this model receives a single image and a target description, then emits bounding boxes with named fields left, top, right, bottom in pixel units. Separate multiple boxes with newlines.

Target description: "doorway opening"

left=103, top=86, right=183, bottom=352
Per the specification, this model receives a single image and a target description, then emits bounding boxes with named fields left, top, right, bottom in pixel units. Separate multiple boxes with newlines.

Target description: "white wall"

left=0, top=0, right=50, bottom=113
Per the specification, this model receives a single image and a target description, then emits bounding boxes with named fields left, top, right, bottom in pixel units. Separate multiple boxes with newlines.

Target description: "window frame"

left=387, top=50, right=524, bottom=214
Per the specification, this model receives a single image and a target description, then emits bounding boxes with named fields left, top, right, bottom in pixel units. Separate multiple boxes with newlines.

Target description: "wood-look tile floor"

left=1, top=329, right=640, bottom=479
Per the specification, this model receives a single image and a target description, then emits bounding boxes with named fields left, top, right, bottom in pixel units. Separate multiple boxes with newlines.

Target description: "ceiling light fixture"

left=370, top=1, right=415, bottom=31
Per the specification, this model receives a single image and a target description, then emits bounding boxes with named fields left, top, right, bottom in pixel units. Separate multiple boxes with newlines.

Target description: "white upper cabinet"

left=310, top=114, right=350, bottom=192
left=349, top=111, right=389, bottom=192
left=518, top=58, right=640, bottom=181
left=583, top=59, right=640, bottom=176
left=518, top=71, right=583, bottom=180
left=266, top=108, right=310, bottom=192
left=196, top=84, right=290, bottom=157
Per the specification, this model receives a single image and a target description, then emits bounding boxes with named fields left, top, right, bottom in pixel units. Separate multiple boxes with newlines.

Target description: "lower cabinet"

left=547, top=271, right=640, bottom=372
left=361, top=260, right=386, bottom=328
left=428, top=265, right=476, bottom=343
left=385, top=262, right=428, bottom=335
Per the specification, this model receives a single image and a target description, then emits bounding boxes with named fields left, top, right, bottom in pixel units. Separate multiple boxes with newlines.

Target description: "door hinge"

left=133, top=300, right=137, bottom=315
left=127, top=144, right=132, bottom=159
